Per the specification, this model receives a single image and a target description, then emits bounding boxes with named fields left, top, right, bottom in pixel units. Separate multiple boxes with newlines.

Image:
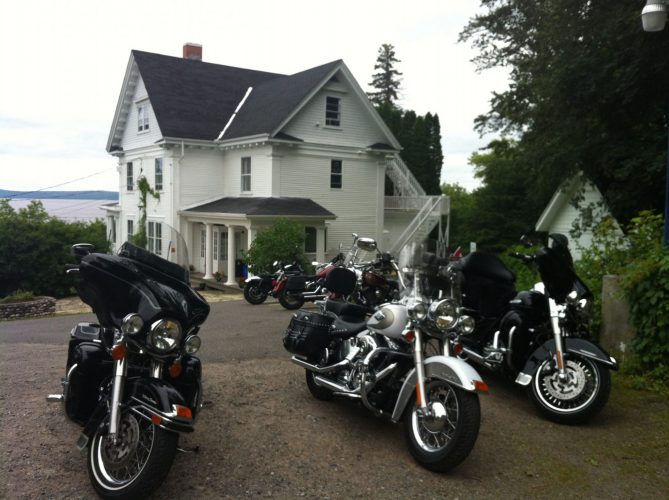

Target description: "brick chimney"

left=183, top=43, right=202, bottom=61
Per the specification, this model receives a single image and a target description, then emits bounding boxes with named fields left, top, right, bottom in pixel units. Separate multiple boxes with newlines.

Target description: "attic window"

left=325, top=96, right=341, bottom=127
left=137, top=102, right=149, bottom=132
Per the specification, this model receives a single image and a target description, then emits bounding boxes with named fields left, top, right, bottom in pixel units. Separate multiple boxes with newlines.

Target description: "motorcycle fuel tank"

left=367, top=303, right=409, bottom=339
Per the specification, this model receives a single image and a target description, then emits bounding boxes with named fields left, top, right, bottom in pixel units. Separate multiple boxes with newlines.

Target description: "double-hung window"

left=137, top=102, right=149, bottom=132
left=241, top=157, right=251, bottom=192
left=148, top=221, right=162, bottom=256
left=127, top=162, right=133, bottom=191
left=155, top=158, right=163, bottom=191
left=330, top=160, right=342, bottom=189
left=325, top=96, right=341, bottom=127
left=220, top=232, right=228, bottom=260
left=127, top=219, right=134, bottom=239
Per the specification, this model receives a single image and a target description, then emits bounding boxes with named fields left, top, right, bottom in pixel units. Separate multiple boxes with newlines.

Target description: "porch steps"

left=190, top=274, right=243, bottom=293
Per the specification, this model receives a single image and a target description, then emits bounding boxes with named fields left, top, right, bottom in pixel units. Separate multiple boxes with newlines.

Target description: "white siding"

left=282, top=80, right=388, bottom=148
left=120, top=76, right=163, bottom=151
left=548, top=183, right=605, bottom=260
left=383, top=212, right=416, bottom=252
left=278, top=148, right=383, bottom=255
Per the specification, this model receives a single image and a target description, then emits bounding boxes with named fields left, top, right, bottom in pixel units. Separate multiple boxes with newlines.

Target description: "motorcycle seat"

left=324, top=300, right=368, bottom=321
left=330, top=316, right=367, bottom=338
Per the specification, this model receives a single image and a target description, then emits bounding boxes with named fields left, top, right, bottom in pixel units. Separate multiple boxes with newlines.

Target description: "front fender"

left=516, top=338, right=619, bottom=386
left=126, top=377, right=195, bottom=433
left=390, top=356, right=486, bottom=423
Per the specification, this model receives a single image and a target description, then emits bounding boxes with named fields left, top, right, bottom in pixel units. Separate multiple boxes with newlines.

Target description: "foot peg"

left=46, top=394, right=64, bottom=402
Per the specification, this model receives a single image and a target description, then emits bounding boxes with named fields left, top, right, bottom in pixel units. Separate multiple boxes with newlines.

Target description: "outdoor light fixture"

left=642, top=0, right=668, bottom=32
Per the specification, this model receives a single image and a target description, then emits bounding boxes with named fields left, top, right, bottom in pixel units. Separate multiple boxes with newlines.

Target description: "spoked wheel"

left=278, top=289, right=305, bottom=310
left=88, top=411, right=178, bottom=499
left=243, top=282, right=268, bottom=305
left=403, top=380, right=480, bottom=472
left=530, top=355, right=611, bottom=425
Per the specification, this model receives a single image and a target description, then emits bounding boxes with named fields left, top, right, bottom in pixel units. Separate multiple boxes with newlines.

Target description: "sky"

left=0, top=0, right=509, bottom=194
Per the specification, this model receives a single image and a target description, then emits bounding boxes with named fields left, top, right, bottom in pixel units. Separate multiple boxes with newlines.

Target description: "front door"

left=198, top=227, right=206, bottom=273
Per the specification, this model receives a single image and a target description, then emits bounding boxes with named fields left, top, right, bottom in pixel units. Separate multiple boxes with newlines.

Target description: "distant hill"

left=0, top=189, right=118, bottom=200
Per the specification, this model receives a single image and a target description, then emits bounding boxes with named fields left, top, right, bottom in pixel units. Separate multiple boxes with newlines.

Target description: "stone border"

left=0, top=296, right=56, bottom=320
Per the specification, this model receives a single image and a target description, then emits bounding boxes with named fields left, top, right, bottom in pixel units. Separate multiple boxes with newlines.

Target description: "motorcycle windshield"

left=535, top=245, right=590, bottom=303
left=77, top=224, right=210, bottom=330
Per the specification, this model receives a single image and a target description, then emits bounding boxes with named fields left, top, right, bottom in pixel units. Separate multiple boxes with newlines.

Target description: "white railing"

left=388, top=195, right=447, bottom=255
left=385, top=156, right=425, bottom=198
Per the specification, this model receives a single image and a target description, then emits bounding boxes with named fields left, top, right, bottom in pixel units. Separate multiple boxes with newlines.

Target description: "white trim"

left=106, top=55, right=137, bottom=152
left=217, top=86, right=253, bottom=140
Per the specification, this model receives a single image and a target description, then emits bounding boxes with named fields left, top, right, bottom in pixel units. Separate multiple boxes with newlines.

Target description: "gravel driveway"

left=1, top=299, right=667, bottom=498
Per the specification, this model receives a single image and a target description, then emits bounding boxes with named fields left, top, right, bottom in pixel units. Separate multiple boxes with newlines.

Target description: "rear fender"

left=126, top=377, right=195, bottom=433
left=516, top=338, right=619, bottom=386
left=390, top=356, right=486, bottom=422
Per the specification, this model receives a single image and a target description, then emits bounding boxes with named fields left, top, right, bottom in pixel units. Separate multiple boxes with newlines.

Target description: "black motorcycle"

left=432, top=234, right=617, bottom=424
left=48, top=233, right=210, bottom=498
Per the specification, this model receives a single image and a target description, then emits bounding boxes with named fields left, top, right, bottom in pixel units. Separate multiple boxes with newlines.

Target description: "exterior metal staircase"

left=384, top=155, right=450, bottom=257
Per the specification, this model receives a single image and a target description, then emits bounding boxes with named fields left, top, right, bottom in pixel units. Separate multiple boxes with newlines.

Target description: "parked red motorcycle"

left=277, top=253, right=345, bottom=310
left=242, top=261, right=303, bottom=305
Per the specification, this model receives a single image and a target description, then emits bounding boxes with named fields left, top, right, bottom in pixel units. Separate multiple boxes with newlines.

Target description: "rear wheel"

left=278, top=289, right=305, bottom=310
left=305, top=370, right=334, bottom=400
left=88, top=411, right=178, bottom=499
left=529, top=355, right=611, bottom=425
left=403, top=380, right=480, bottom=472
left=243, top=281, right=268, bottom=305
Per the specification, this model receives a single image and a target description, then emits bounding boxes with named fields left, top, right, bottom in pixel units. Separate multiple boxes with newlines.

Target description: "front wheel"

left=529, top=355, right=611, bottom=425
left=88, top=411, right=178, bottom=499
left=243, top=281, right=268, bottom=305
left=403, top=380, right=480, bottom=472
left=278, top=289, right=305, bottom=310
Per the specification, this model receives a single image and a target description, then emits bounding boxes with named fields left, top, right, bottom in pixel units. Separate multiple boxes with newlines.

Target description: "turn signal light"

left=452, top=342, right=463, bottom=356
left=151, top=415, right=162, bottom=425
left=402, top=330, right=415, bottom=343
left=474, top=380, right=489, bottom=393
left=169, top=361, right=183, bottom=378
left=175, top=405, right=193, bottom=420
left=111, top=344, right=127, bottom=361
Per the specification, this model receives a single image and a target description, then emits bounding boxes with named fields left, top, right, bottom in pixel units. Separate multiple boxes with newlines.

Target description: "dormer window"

left=137, top=102, right=149, bottom=132
left=325, top=96, right=341, bottom=127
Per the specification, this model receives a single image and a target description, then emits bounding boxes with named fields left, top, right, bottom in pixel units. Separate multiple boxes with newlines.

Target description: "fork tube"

left=548, top=298, right=567, bottom=378
left=109, top=355, right=127, bottom=439
left=413, top=327, right=428, bottom=410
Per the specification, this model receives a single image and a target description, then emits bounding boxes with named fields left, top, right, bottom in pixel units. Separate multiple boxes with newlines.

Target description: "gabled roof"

left=184, top=197, right=336, bottom=218
left=107, top=51, right=402, bottom=152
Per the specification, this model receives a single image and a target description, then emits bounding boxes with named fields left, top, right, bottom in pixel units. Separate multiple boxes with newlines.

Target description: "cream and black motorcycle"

left=283, top=263, right=488, bottom=472
left=48, top=227, right=209, bottom=498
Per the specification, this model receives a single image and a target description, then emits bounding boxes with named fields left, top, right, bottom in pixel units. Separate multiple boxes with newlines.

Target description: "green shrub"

left=580, top=211, right=669, bottom=382
left=0, top=289, right=35, bottom=304
left=0, top=199, right=110, bottom=298
left=243, top=219, right=307, bottom=274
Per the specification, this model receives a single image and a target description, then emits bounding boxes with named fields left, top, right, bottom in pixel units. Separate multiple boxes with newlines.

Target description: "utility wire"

left=3, top=167, right=116, bottom=199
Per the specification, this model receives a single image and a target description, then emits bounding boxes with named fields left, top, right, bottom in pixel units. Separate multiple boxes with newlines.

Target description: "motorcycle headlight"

left=459, top=315, right=475, bottom=335
left=148, top=319, right=182, bottom=353
left=408, top=301, right=427, bottom=321
left=184, top=335, right=201, bottom=354
left=428, top=299, right=458, bottom=331
left=121, top=313, right=144, bottom=335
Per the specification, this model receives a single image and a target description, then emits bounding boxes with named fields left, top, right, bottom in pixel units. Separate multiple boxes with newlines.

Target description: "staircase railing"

left=388, top=195, right=447, bottom=255
left=385, top=156, right=425, bottom=198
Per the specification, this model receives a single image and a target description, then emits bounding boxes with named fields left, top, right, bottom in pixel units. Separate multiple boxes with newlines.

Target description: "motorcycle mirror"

left=520, top=235, right=533, bottom=248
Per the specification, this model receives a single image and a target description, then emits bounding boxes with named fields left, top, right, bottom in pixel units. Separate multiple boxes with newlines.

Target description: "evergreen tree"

left=368, top=43, right=403, bottom=106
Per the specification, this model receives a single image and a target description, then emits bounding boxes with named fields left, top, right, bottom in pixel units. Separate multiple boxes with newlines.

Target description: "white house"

left=535, top=174, right=621, bottom=260
left=104, top=44, right=446, bottom=285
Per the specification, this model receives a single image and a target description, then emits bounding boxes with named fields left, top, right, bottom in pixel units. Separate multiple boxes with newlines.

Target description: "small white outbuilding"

left=535, top=174, right=622, bottom=260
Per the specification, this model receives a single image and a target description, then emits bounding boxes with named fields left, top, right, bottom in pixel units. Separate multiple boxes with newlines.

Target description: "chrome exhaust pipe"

left=291, top=356, right=350, bottom=374
left=312, top=375, right=360, bottom=397
left=46, top=394, right=64, bottom=402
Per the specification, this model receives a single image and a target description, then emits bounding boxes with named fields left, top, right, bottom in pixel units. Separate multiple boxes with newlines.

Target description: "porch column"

left=246, top=226, right=254, bottom=278
left=203, top=223, right=214, bottom=280
left=225, top=225, right=237, bottom=286
left=316, top=227, right=325, bottom=263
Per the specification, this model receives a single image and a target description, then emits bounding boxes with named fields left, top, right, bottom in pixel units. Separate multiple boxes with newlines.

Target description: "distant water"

left=8, top=199, right=115, bottom=222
